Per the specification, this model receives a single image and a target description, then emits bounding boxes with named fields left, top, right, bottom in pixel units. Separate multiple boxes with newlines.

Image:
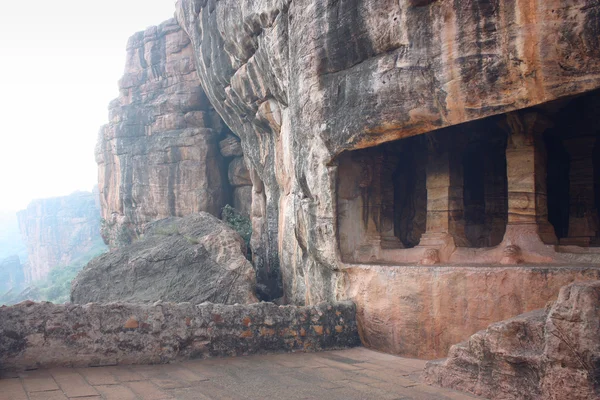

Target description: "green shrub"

left=221, top=205, right=252, bottom=249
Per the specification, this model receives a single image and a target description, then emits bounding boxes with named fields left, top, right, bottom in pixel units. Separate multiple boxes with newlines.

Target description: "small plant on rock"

left=221, top=204, right=252, bottom=249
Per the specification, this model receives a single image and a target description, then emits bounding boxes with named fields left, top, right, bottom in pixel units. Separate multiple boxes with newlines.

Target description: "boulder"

left=423, top=280, right=600, bottom=400
left=219, top=134, right=244, bottom=157
left=71, top=213, right=258, bottom=305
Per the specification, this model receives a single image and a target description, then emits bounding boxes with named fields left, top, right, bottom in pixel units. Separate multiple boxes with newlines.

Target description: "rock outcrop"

left=96, top=19, right=252, bottom=248
left=71, top=213, right=258, bottom=305
left=175, top=0, right=600, bottom=307
left=173, top=0, right=600, bottom=360
left=423, top=280, right=600, bottom=400
left=17, top=191, right=105, bottom=282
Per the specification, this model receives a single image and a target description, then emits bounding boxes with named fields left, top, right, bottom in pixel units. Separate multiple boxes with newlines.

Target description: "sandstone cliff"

left=17, top=191, right=105, bottom=283
left=175, top=0, right=600, bottom=307
left=72, top=213, right=258, bottom=305
left=97, top=19, right=252, bottom=248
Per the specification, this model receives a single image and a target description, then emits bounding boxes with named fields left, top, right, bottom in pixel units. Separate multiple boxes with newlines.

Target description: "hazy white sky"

left=0, top=1, right=177, bottom=212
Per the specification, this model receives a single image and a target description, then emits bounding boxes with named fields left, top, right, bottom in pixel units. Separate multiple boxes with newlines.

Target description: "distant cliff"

left=0, top=255, right=24, bottom=296
left=17, top=191, right=106, bottom=282
left=0, top=210, right=27, bottom=261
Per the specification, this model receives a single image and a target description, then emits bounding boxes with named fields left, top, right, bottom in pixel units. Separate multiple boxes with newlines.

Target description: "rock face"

left=423, top=280, right=600, bottom=400
left=71, top=213, right=258, bottom=305
left=96, top=19, right=252, bottom=247
left=17, top=191, right=105, bottom=282
left=0, top=300, right=360, bottom=370
left=175, top=0, right=600, bottom=304
left=345, top=264, right=600, bottom=359
left=173, top=0, right=600, bottom=361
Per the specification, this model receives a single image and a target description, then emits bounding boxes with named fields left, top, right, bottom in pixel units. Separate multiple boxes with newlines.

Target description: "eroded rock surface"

left=71, top=213, right=258, bottom=305
left=423, top=280, right=600, bottom=400
left=17, top=191, right=105, bottom=282
left=97, top=19, right=249, bottom=247
left=175, top=0, right=600, bottom=307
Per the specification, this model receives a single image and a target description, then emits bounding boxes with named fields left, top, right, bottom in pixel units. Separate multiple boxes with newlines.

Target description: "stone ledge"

left=0, top=301, right=360, bottom=371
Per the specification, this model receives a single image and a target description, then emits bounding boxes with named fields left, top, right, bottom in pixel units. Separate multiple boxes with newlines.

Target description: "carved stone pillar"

left=361, top=150, right=402, bottom=254
left=419, top=136, right=468, bottom=248
left=561, top=136, right=599, bottom=246
left=504, top=111, right=558, bottom=244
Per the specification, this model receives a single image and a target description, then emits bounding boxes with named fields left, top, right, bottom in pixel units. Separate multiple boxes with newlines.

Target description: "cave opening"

left=337, top=116, right=511, bottom=263
left=461, top=128, right=508, bottom=248
left=336, top=135, right=428, bottom=263
left=544, top=90, right=600, bottom=247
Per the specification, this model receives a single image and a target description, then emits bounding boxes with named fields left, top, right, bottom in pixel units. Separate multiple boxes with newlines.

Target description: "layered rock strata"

left=174, top=0, right=600, bottom=358
left=17, top=191, right=105, bottom=282
left=0, top=300, right=360, bottom=371
left=424, top=280, right=600, bottom=400
left=72, top=213, right=257, bottom=305
left=97, top=19, right=252, bottom=247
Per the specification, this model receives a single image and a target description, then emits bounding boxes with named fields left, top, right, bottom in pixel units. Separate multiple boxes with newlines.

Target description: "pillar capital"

left=504, top=110, right=553, bottom=149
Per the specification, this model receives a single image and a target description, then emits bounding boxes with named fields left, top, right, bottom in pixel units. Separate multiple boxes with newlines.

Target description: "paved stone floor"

left=0, top=347, right=480, bottom=399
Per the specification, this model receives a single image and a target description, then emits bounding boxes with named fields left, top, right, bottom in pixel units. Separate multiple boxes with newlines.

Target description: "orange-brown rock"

left=96, top=19, right=233, bottom=247
left=345, top=264, right=600, bottom=359
left=424, top=280, right=600, bottom=400
left=175, top=0, right=600, bottom=302
left=174, top=0, right=600, bottom=365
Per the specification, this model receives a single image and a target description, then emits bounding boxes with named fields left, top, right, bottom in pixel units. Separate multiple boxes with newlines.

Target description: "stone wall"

left=0, top=301, right=360, bottom=371
left=17, top=191, right=105, bottom=282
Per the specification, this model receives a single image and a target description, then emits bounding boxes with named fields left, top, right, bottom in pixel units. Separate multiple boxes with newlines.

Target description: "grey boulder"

left=71, top=213, right=258, bottom=305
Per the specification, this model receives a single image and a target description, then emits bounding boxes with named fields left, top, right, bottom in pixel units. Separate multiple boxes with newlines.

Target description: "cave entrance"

left=544, top=90, right=600, bottom=247
left=336, top=116, right=509, bottom=264
left=337, top=135, right=427, bottom=263
left=462, top=131, right=508, bottom=248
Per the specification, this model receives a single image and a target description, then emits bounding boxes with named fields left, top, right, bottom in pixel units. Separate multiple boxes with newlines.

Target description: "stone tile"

left=360, top=368, right=420, bottom=387
left=310, top=355, right=365, bottom=371
left=94, top=384, right=138, bottom=400
left=305, top=366, right=350, bottom=381
left=28, top=390, right=68, bottom=400
left=126, top=380, right=173, bottom=399
left=167, top=387, right=220, bottom=400
left=104, top=366, right=146, bottom=382
left=160, top=364, right=209, bottom=383
left=77, top=366, right=118, bottom=385
left=169, top=381, right=248, bottom=400
left=51, top=369, right=99, bottom=398
left=409, top=383, right=482, bottom=400
left=0, top=378, right=28, bottom=400
left=20, top=370, right=60, bottom=393
left=181, top=361, right=227, bottom=378
left=26, top=348, right=483, bottom=399
left=336, top=379, right=404, bottom=400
